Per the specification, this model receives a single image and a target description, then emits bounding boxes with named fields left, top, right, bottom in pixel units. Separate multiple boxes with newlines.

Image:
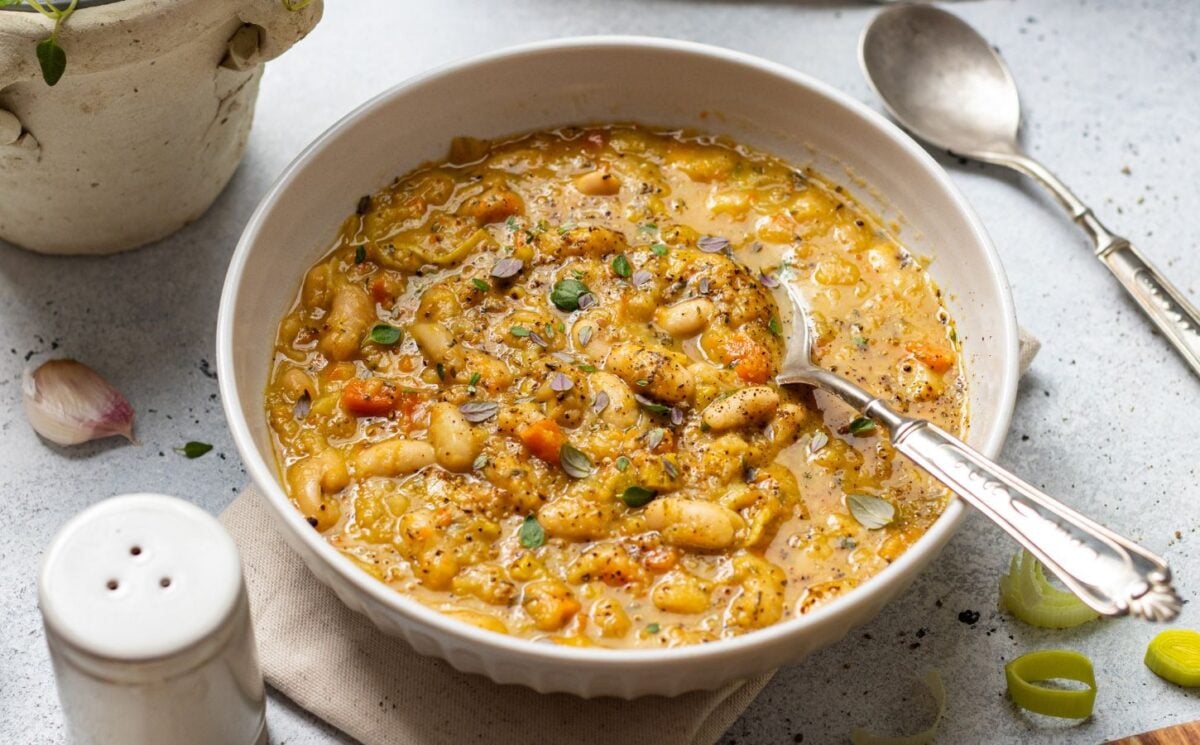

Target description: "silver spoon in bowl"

left=860, top=4, right=1200, bottom=379
left=775, top=279, right=1180, bottom=621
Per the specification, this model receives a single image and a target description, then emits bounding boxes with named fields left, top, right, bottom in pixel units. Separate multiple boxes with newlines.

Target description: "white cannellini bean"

left=605, top=343, right=694, bottom=404
left=573, top=169, right=621, bottom=196
left=428, top=402, right=481, bottom=472
left=353, top=439, right=436, bottom=478
left=643, top=498, right=742, bottom=550
left=410, top=321, right=453, bottom=363
left=589, top=372, right=638, bottom=428
left=701, top=386, right=780, bottom=431
left=318, top=285, right=374, bottom=362
left=286, top=448, right=349, bottom=530
left=655, top=297, right=715, bottom=338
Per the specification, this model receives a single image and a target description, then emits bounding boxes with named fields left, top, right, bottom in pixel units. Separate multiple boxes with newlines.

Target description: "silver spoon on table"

left=859, top=4, right=1200, bottom=379
left=774, top=278, right=1180, bottom=621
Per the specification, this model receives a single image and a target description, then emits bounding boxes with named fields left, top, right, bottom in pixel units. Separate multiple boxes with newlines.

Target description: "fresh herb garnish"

left=505, top=215, right=518, bottom=231
left=557, top=222, right=576, bottom=235
left=551, top=278, right=592, bottom=311
left=847, top=494, right=895, bottom=529
left=646, top=623, right=661, bottom=634
left=612, top=254, right=632, bottom=278
left=651, top=243, right=668, bottom=256
left=615, top=455, right=631, bottom=472
left=176, top=441, right=213, bottom=459
left=853, top=335, right=869, bottom=350
left=472, top=454, right=488, bottom=470
left=491, top=258, right=524, bottom=281
left=662, top=458, right=679, bottom=479
left=849, top=417, right=876, bottom=436
left=471, top=278, right=490, bottom=292
left=645, top=427, right=665, bottom=449
left=354, top=245, right=366, bottom=264
left=435, top=362, right=445, bottom=381
left=577, top=364, right=597, bottom=373
left=467, top=372, right=481, bottom=394
left=518, top=515, right=546, bottom=548
left=768, top=317, right=782, bottom=337
left=578, top=325, right=593, bottom=347
left=511, top=326, right=531, bottom=337
left=559, top=443, right=593, bottom=479
left=367, top=324, right=402, bottom=346
left=639, top=222, right=657, bottom=233
left=634, top=394, right=670, bottom=415
left=809, top=431, right=829, bottom=454
left=592, top=390, right=610, bottom=414
left=697, top=235, right=731, bottom=254
left=619, top=485, right=656, bottom=508
left=459, top=401, right=499, bottom=423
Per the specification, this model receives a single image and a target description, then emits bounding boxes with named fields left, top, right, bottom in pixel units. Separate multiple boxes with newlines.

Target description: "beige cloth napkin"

left=218, top=329, right=1040, bottom=745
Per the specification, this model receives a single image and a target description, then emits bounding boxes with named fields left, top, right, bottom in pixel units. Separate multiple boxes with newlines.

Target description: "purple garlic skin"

left=22, top=359, right=135, bottom=445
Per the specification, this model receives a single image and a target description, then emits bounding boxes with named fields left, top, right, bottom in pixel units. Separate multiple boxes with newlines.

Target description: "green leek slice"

left=1004, top=649, right=1097, bottom=719
left=1144, top=629, right=1200, bottom=687
left=999, top=550, right=1099, bottom=629
left=849, top=670, right=945, bottom=745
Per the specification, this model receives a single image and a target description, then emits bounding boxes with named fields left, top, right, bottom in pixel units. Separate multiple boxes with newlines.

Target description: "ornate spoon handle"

left=865, top=402, right=1182, bottom=621
left=1099, top=238, right=1200, bottom=376
left=994, top=151, right=1200, bottom=380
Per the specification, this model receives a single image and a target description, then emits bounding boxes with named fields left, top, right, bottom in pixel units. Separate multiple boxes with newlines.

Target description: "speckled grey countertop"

left=2, top=1, right=1198, bottom=742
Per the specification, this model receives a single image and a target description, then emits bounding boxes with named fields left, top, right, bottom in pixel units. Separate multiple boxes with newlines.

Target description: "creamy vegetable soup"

left=266, top=125, right=966, bottom=647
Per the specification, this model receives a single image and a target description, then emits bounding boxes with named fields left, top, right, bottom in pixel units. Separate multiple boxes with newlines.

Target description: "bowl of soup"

left=217, top=36, right=1019, bottom=697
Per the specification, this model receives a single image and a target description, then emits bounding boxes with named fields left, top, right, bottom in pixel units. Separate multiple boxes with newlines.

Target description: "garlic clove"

left=22, top=359, right=135, bottom=446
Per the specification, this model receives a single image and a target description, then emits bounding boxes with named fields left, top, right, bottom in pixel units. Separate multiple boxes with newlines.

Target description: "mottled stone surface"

left=2, top=1, right=1197, bottom=742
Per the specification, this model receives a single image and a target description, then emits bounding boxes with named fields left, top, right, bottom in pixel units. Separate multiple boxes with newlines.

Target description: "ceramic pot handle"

left=224, top=0, right=323, bottom=70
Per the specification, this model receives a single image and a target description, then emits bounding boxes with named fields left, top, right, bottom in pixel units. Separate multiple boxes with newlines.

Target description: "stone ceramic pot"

left=0, top=0, right=322, bottom=255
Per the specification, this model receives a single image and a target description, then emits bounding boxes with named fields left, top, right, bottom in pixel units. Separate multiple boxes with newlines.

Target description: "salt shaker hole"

left=106, top=579, right=119, bottom=591
left=129, top=546, right=142, bottom=556
left=159, top=577, right=171, bottom=588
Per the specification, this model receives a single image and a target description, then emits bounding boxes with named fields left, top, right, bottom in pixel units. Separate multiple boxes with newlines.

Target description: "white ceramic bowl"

left=217, top=36, right=1019, bottom=698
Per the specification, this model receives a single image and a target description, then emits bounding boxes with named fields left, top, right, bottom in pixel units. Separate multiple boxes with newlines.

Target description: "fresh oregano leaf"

left=559, top=442, right=593, bottom=479
left=847, top=493, right=895, bottom=529
left=619, top=485, right=656, bottom=508
left=518, top=514, right=545, bottom=548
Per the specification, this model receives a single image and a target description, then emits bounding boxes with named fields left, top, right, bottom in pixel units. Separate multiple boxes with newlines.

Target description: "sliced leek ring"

left=849, top=670, right=946, bottom=745
left=999, top=550, right=1099, bottom=629
left=1004, top=649, right=1096, bottom=719
left=1145, top=629, right=1200, bottom=688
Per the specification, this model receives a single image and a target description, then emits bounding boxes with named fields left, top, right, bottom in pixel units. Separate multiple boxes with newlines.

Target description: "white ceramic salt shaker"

left=39, top=493, right=267, bottom=745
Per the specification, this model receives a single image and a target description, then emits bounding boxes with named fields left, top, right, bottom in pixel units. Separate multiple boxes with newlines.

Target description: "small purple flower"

left=529, top=331, right=548, bottom=348
left=759, top=271, right=780, bottom=289
left=670, top=407, right=684, bottom=426
left=577, top=292, right=597, bottom=310
left=631, top=270, right=653, bottom=288
left=549, top=372, right=573, bottom=392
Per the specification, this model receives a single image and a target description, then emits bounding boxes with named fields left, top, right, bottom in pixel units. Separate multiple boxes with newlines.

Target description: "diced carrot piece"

left=643, top=546, right=679, bottom=573
left=721, top=332, right=772, bottom=384
left=370, top=277, right=390, bottom=304
left=519, top=418, right=566, bottom=464
left=905, top=341, right=955, bottom=373
left=340, top=377, right=397, bottom=417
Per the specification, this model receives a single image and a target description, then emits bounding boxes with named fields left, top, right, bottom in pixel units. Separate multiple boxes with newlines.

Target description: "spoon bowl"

left=860, top=4, right=1200, bottom=379
left=860, top=5, right=1021, bottom=158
